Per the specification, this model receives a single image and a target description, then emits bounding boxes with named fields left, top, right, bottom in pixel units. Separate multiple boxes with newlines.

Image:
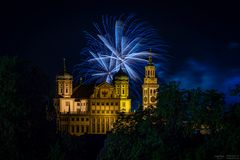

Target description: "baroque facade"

left=142, top=55, right=159, bottom=109
left=54, top=57, right=158, bottom=136
left=54, top=59, right=131, bottom=136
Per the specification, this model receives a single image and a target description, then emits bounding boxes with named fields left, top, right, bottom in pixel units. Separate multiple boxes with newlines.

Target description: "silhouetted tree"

left=98, top=81, right=240, bottom=160
left=0, top=56, right=54, bottom=159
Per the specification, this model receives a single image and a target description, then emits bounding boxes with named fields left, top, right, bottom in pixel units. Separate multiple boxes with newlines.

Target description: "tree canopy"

left=98, top=82, right=240, bottom=160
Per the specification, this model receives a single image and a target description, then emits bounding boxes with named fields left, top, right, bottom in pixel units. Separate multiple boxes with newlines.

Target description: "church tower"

left=142, top=54, right=159, bottom=109
left=114, top=67, right=131, bottom=112
left=56, top=58, right=73, bottom=98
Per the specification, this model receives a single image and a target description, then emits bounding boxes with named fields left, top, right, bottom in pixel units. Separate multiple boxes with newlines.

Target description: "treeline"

left=98, top=82, right=240, bottom=160
left=1, top=56, right=239, bottom=160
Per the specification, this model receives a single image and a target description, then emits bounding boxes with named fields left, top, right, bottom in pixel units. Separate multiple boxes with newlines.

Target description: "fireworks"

left=74, top=15, right=166, bottom=84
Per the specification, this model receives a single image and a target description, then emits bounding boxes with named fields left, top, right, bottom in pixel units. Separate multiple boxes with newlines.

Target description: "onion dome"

left=114, top=67, right=128, bottom=81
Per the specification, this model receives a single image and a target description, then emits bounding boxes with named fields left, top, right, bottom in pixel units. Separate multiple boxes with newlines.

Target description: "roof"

left=72, top=84, right=95, bottom=98
left=114, top=67, right=128, bottom=81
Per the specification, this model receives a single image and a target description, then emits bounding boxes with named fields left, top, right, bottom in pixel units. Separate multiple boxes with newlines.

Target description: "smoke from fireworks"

left=74, top=15, right=166, bottom=85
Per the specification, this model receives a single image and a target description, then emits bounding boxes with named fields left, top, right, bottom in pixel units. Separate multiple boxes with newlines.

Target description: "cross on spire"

left=148, top=48, right=153, bottom=65
left=63, top=58, right=67, bottom=72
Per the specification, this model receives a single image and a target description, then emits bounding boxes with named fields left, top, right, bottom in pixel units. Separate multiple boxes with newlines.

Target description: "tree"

left=98, top=81, right=240, bottom=160
left=0, top=56, right=53, bottom=159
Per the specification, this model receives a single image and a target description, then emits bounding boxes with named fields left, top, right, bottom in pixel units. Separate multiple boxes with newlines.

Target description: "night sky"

left=1, top=0, right=240, bottom=103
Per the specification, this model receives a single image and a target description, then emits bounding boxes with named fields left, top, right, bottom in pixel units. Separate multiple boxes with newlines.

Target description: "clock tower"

left=142, top=54, right=159, bottom=109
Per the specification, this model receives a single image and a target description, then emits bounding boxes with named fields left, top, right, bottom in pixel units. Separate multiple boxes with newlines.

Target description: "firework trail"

left=74, top=15, right=166, bottom=84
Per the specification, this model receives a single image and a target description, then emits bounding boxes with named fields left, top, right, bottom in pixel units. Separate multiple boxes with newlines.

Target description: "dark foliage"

left=0, top=56, right=55, bottom=159
left=98, top=82, right=240, bottom=160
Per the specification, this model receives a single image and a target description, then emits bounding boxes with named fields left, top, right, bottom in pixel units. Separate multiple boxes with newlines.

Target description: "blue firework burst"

left=74, top=15, right=166, bottom=84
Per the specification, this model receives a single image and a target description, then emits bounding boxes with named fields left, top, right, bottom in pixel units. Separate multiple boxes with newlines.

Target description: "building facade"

left=54, top=61, right=131, bottom=136
left=142, top=55, right=159, bottom=109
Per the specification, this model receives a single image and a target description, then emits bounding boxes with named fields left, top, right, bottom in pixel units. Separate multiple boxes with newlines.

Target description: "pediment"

left=96, top=81, right=114, bottom=89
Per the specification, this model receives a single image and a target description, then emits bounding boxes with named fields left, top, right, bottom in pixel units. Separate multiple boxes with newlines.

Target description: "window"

left=72, top=118, right=74, bottom=121
left=77, top=103, right=80, bottom=106
left=81, top=126, right=84, bottom=132
left=111, top=111, right=113, bottom=114
left=122, top=102, right=126, bottom=107
left=97, top=111, right=100, bottom=114
left=81, top=118, right=84, bottom=121
left=92, top=102, right=95, bottom=105
left=101, top=102, right=104, bottom=105
left=106, top=111, right=109, bottom=114
left=66, top=88, right=68, bottom=93
left=111, top=102, right=113, bottom=106
left=86, top=118, right=89, bottom=121
left=97, top=124, right=100, bottom=133
left=76, top=126, right=79, bottom=133
left=97, top=102, right=100, bottom=105
left=71, top=126, right=74, bottom=133
left=76, top=118, right=79, bottom=121
left=102, top=111, right=105, bottom=114
left=106, top=102, right=109, bottom=105
left=115, top=102, right=118, bottom=105
left=92, top=110, right=95, bottom=113
left=122, top=89, right=124, bottom=94
left=102, top=124, right=105, bottom=133
left=66, top=102, right=70, bottom=106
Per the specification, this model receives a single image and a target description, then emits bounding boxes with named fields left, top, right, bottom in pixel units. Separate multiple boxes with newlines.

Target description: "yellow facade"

left=142, top=55, right=159, bottom=109
left=54, top=61, right=131, bottom=136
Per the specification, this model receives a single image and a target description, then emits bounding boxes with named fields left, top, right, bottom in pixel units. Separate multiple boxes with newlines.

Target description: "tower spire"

left=63, top=58, right=67, bottom=72
left=148, top=48, right=153, bottom=65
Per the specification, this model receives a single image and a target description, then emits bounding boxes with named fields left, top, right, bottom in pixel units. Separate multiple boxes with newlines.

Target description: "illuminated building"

left=142, top=54, right=159, bottom=109
left=54, top=59, right=131, bottom=135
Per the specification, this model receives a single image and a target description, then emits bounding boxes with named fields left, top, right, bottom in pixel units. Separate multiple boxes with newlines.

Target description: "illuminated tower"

left=114, top=68, right=131, bottom=112
left=56, top=58, right=73, bottom=98
left=142, top=54, right=159, bottom=109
